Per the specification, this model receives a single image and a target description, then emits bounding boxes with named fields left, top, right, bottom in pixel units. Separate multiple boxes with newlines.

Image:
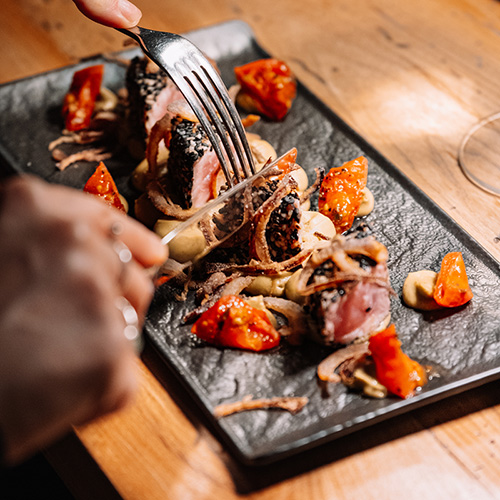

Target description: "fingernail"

left=118, top=0, right=142, bottom=27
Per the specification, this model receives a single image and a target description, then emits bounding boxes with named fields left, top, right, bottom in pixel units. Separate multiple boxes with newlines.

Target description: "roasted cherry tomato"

left=318, top=156, right=368, bottom=233
left=83, top=162, right=125, bottom=212
left=369, top=324, right=427, bottom=399
left=234, top=58, right=297, bottom=121
left=62, top=64, right=104, bottom=131
left=191, top=295, right=280, bottom=351
left=433, top=252, right=473, bottom=308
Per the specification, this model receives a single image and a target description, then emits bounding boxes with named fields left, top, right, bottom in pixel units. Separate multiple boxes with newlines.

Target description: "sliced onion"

left=250, top=173, right=299, bottom=263
left=146, top=113, right=173, bottom=178
left=262, top=296, right=309, bottom=340
left=146, top=181, right=199, bottom=220
left=214, top=395, right=308, bottom=417
left=55, top=148, right=112, bottom=171
left=317, top=343, right=370, bottom=383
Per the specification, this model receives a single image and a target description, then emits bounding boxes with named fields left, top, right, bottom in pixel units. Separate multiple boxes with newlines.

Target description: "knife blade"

left=153, top=149, right=293, bottom=286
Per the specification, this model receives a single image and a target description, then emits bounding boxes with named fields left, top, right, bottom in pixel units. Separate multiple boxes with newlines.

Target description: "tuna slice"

left=126, top=57, right=184, bottom=147
left=168, top=117, right=220, bottom=208
left=298, top=229, right=391, bottom=345
left=247, top=174, right=304, bottom=263
left=310, top=264, right=390, bottom=345
left=265, top=190, right=302, bottom=261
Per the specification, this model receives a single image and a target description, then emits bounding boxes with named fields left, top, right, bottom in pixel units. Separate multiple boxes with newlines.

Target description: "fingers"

left=12, top=175, right=167, bottom=270
left=107, top=214, right=168, bottom=269
left=4, top=175, right=164, bottom=316
left=117, top=256, right=155, bottom=319
left=72, top=0, right=142, bottom=29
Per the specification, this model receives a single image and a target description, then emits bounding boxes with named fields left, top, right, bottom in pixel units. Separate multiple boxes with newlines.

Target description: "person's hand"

left=72, top=0, right=142, bottom=29
left=0, top=175, right=166, bottom=465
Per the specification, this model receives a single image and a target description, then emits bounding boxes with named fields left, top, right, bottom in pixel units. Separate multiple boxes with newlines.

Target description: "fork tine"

left=191, top=55, right=256, bottom=177
left=171, top=72, right=238, bottom=186
left=181, top=53, right=255, bottom=181
left=180, top=62, right=247, bottom=183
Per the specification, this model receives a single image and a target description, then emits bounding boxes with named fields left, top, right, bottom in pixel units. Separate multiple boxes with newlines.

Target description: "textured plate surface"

left=1, top=20, right=499, bottom=466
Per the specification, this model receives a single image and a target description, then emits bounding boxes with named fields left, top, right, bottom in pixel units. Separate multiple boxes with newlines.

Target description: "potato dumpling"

left=285, top=268, right=306, bottom=304
left=301, top=210, right=336, bottom=250
left=249, top=137, right=277, bottom=168
left=290, top=166, right=309, bottom=193
left=132, top=148, right=170, bottom=192
left=357, top=187, right=374, bottom=217
left=244, top=272, right=292, bottom=297
left=154, top=219, right=207, bottom=264
left=301, top=199, right=311, bottom=211
left=402, top=270, right=441, bottom=311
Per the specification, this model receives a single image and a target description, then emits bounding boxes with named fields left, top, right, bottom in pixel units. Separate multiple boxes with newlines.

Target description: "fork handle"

left=116, top=26, right=177, bottom=60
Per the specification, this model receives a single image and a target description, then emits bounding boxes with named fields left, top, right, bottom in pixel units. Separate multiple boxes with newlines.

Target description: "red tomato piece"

left=433, top=252, right=473, bottom=307
left=234, top=58, right=297, bottom=121
left=83, top=162, right=125, bottom=212
left=191, top=295, right=280, bottom=351
left=62, top=64, right=104, bottom=131
left=318, top=156, right=368, bottom=233
left=272, top=147, right=298, bottom=177
left=369, top=324, right=427, bottom=399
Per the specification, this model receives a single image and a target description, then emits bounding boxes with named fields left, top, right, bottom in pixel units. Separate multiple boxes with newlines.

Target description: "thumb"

left=72, top=0, right=142, bottom=29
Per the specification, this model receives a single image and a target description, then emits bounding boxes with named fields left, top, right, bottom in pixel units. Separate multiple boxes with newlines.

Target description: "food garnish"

left=317, top=343, right=370, bottom=383
left=191, top=295, right=280, bottom=351
left=433, top=252, right=473, bottom=307
left=62, top=64, right=104, bottom=132
left=318, top=156, right=368, bottom=233
left=234, top=58, right=297, bottom=121
left=402, top=270, right=441, bottom=311
left=54, top=56, right=471, bottom=408
left=296, top=228, right=392, bottom=346
left=368, top=324, right=427, bottom=399
left=403, top=252, right=473, bottom=310
left=214, top=395, right=308, bottom=417
left=83, top=161, right=125, bottom=212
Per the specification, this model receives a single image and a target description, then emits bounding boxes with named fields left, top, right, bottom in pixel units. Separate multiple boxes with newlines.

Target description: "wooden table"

left=2, top=1, right=500, bottom=498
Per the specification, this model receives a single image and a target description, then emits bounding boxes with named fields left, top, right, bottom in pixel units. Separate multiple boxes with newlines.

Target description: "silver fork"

left=117, top=26, right=256, bottom=186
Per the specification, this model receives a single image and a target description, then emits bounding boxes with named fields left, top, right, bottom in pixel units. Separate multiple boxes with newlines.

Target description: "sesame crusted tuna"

left=298, top=231, right=392, bottom=345
left=168, top=117, right=220, bottom=209
left=126, top=56, right=183, bottom=147
left=266, top=190, right=302, bottom=261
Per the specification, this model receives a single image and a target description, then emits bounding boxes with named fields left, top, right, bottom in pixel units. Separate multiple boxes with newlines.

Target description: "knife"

left=153, top=149, right=292, bottom=285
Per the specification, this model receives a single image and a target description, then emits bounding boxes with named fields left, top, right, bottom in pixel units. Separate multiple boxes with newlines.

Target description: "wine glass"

left=458, top=111, right=500, bottom=196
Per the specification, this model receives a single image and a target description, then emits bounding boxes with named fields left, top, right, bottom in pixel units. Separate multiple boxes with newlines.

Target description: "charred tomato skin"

left=318, top=156, right=368, bottom=234
left=62, top=65, right=104, bottom=132
left=433, top=252, right=473, bottom=307
left=234, top=58, right=297, bottom=121
left=83, top=162, right=125, bottom=212
left=191, top=295, right=280, bottom=351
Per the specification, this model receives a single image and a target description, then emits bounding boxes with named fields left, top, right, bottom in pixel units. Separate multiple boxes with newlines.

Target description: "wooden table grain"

left=2, top=1, right=500, bottom=498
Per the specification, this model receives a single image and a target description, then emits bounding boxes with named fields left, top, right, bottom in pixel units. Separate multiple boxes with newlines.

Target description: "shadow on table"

left=1, top=435, right=122, bottom=500
left=142, top=341, right=500, bottom=495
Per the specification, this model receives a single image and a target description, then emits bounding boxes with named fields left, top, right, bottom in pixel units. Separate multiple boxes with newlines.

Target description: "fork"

left=116, top=26, right=256, bottom=186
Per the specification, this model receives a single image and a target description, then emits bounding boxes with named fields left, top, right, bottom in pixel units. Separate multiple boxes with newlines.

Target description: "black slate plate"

left=1, top=20, right=499, bottom=466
